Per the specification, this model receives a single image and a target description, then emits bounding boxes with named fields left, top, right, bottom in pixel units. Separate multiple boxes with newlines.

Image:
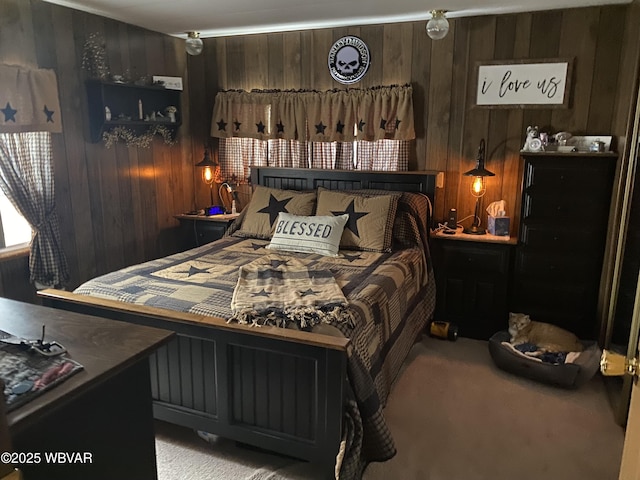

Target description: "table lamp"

left=463, top=138, right=494, bottom=235
left=195, top=146, right=217, bottom=208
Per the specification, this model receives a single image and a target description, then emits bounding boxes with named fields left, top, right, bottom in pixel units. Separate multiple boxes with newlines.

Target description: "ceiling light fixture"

left=185, top=31, right=203, bottom=56
left=426, top=10, right=449, bottom=40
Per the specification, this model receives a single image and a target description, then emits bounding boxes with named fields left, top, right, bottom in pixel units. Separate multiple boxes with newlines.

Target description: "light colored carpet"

left=156, top=335, right=625, bottom=480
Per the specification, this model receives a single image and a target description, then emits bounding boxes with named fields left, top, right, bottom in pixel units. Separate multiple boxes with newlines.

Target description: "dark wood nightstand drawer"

left=524, top=159, right=604, bottom=191
left=442, top=243, right=510, bottom=274
left=514, top=249, right=597, bottom=279
left=519, top=224, right=602, bottom=252
left=522, top=193, right=608, bottom=221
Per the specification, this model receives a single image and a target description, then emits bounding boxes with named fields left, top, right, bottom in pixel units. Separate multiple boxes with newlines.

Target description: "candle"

left=138, top=99, right=143, bottom=120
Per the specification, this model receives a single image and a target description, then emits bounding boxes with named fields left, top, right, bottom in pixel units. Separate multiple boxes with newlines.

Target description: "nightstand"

left=431, top=228, right=516, bottom=340
left=175, top=213, right=240, bottom=249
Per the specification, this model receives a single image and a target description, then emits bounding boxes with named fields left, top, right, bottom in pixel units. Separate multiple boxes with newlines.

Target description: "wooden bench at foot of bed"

left=38, top=288, right=348, bottom=479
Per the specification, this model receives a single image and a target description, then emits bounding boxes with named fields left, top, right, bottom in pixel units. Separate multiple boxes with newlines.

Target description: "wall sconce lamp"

left=185, top=31, right=203, bottom=56
left=195, top=146, right=217, bottom=207
left=463, top=139, right=494, bottom=235
left=426, top=10, right=449, bottom=40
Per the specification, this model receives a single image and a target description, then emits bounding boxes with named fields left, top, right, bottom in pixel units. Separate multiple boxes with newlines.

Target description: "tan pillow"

left=315, top=189, right=396, bottom=252
left=234, top=186, right=316, bottom=239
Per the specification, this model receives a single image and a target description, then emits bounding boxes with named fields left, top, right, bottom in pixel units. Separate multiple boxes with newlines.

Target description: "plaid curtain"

left=355, top=140, right=410, bottom=171
left=215, top=85, right=414, bottom=175
left=0, top=132, right=70, bottom=287
left=267, top=139, right=309, bottom=168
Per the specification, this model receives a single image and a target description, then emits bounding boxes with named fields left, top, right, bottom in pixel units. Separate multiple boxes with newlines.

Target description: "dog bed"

left=488, top=331, right=601, bottom=389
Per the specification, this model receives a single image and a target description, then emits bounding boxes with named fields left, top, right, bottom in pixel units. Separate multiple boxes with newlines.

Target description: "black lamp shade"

left=463, top=139, right=495, bottom=177
left=196, top=148, right=216, bottom=168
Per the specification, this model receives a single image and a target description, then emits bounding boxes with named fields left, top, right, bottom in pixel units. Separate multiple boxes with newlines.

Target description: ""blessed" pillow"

left=266, top=212, right=348, bottom=257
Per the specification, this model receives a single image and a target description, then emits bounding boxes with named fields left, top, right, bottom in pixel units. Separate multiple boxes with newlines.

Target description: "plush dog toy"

left=522, top=125, right=543, bottom=152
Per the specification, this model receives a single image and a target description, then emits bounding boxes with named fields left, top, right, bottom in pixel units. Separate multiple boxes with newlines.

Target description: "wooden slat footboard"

left=38, top=289, right=348, bottom=478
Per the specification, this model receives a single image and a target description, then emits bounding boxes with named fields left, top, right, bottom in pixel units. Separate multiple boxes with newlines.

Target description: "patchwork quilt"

left=75, top=234, right=434, bottom=479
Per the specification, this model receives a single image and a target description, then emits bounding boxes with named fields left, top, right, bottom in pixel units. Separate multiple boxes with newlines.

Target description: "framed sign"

left=475, top=59, right=572, bottom=108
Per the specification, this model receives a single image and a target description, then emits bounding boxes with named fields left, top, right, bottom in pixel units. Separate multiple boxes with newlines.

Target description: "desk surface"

left=1, top=298, right=174, bottom=435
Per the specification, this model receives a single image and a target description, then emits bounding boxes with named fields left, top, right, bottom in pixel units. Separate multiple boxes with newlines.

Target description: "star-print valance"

left=0, top=65, right=62, bottom=134
left=211, top=84, right=414, bottom=142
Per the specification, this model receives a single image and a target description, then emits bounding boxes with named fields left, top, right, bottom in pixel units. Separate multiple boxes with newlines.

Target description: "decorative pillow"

left=315, top=189, right=397, bottom=252
left=234, top=186, right=316, bottom=239
left=266, top=213, right=348, bottom=257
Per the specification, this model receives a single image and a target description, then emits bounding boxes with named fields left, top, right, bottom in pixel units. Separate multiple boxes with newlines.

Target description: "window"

left=0, top=184, right=32, bottom=249
left=219, top=137, right=409, bottom=181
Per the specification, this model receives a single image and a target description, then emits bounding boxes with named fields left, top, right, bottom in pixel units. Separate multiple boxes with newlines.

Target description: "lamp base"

left=463, top=225, right=486, bottom=235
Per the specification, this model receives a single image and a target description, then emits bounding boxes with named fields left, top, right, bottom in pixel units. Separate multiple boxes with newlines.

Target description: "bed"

left=38, top=166, right=440, bottom=480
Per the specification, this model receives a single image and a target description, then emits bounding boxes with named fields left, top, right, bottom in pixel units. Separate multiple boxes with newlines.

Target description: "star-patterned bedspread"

left=74, top=234, right=434, bottom=479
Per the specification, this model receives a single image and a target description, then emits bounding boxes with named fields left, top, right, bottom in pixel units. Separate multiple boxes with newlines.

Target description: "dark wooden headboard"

left=251, top=167, right=442, bottom=207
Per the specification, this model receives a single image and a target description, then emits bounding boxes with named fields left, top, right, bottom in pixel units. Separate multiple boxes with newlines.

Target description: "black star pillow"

left=234, top=186, right=316, bottom=239
left=315, top=189, right=399, bottom=252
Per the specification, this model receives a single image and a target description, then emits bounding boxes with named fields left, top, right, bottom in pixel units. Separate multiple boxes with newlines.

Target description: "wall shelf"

left=86, top=80, right=182, bottom=143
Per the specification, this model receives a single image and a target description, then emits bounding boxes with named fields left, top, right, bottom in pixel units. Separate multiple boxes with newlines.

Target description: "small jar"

left=589, top=140, right=605, bottom=152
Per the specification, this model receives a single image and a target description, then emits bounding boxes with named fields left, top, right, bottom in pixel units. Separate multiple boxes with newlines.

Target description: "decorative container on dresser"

left=511, top=152, right=618, bottom=340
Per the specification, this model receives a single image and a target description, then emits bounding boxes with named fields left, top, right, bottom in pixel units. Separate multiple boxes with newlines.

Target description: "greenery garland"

left=81, top=33, right=110, bottom=80
left=102, top=125, right=177, bottom=149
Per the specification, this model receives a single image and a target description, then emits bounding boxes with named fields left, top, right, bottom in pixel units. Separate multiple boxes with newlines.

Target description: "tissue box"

left=488, top=215, right=510, bottom=236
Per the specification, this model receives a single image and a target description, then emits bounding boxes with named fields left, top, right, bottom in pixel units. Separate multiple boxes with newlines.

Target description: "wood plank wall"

left=0, top=0, right=639, bottom=301
left=198, top=5, right=636, bottom=231
left=0, top=0, right=196, bottom=295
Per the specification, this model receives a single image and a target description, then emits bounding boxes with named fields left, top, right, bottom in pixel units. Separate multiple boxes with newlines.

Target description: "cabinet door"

left=178, top=219, right=229, bottom=250
left=513, top=153, right=617, bottom=340
left=433, top=241, right=512, bottom=340
left=196, top=222, right=228, bottom=245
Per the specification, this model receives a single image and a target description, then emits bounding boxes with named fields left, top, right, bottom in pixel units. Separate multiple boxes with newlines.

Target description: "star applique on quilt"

left=270, top=259, right=289, bottom=268
left=299, top=288, right=320, bottom=297
left=251, top=288, right=271, bottom=298
left=342, top=253, right=363, bottom=263
left=176, top=265, right=211, bottom=277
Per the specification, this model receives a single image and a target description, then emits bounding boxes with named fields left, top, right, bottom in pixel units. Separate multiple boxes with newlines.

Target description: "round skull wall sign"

left=328, top=36, right=370, bottom=85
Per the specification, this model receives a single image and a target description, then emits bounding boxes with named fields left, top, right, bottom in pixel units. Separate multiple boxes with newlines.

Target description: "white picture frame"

left=474, top=59, right=572, bottom=108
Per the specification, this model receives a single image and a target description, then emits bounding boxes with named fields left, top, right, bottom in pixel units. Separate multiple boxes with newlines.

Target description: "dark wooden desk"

left=0, top=298, right=174, bottom=480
